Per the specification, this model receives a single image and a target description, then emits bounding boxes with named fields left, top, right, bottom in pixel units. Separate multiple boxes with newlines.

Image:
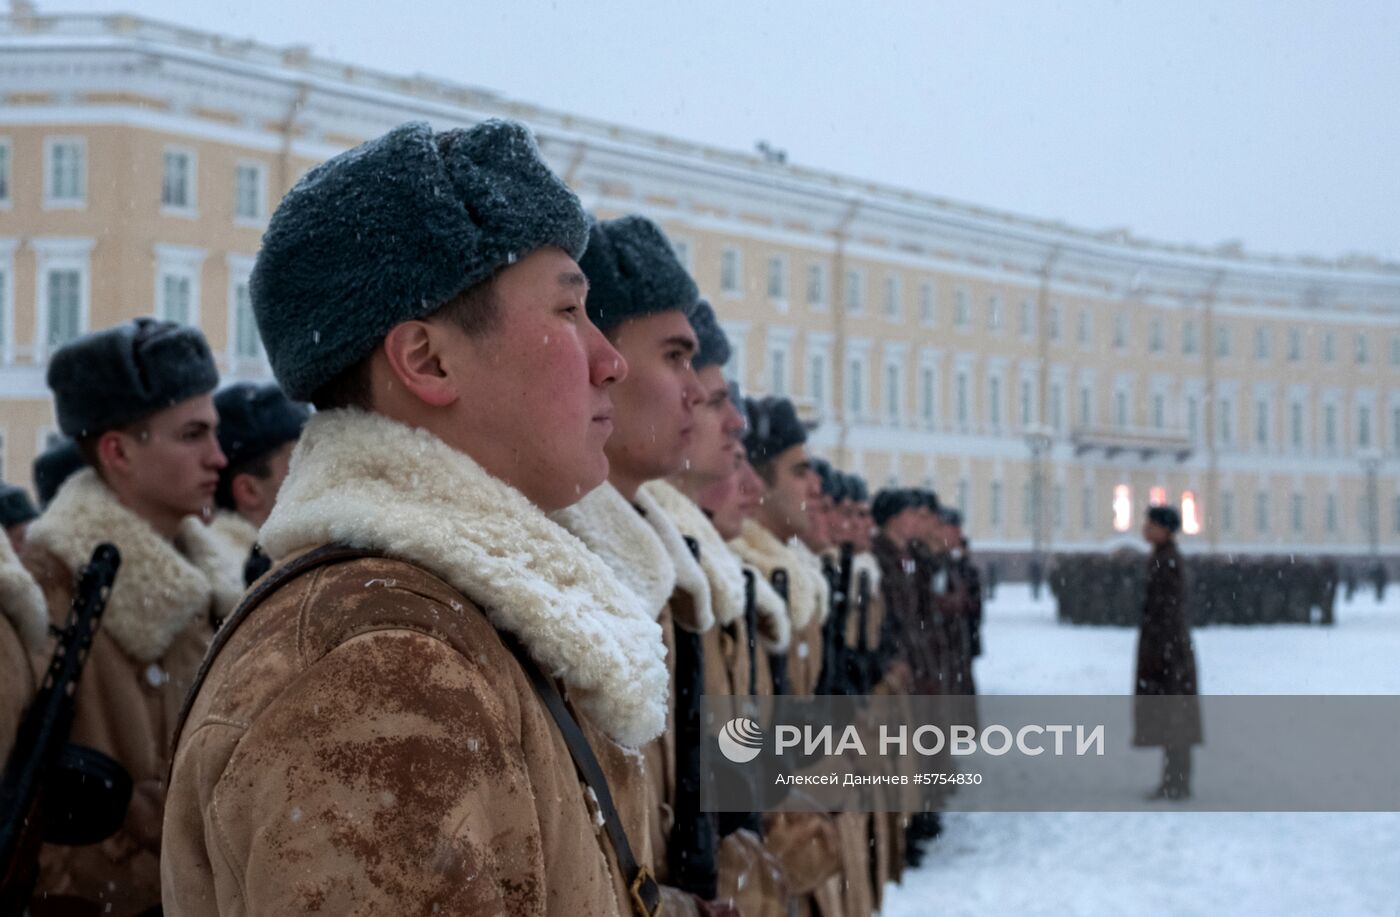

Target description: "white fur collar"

left=730, top=520, right=825, bottom=631
left=554, top=481, right=713, bottom=633
left=206, top=511, right=260, bottom=586
left=745, top=563, right=792, bottom=653
left=260, top=410, right=667, bottom=748
left=25, top=469, right=240, bottom=663
left=788, top=537, right=831, bottom=626
left=641, top=481, right=744, bottom=627
left=0, top=535, right=47, bottom=652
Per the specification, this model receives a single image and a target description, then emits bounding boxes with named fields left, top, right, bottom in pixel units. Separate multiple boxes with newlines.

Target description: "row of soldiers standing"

left=0, top=117, right=982, bottom=916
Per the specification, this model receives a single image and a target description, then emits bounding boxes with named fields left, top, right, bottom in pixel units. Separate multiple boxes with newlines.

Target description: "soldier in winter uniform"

left=0, top=530, right=46, bottom=762
left=162, top=121, right=671, bottom=916
left=22, top=318, right=241, bottom=916
left=1134, top=504, right=1202, bottom=801
left=209, top=382, right=309, bottom=589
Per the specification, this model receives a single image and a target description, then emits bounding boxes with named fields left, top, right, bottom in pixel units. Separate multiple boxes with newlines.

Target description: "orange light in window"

left=1181, top=491, right=1201, bottom=535
left=1113, top=484, right=1132, bottom=532
left=1149, top=486, right=1167, bottom=507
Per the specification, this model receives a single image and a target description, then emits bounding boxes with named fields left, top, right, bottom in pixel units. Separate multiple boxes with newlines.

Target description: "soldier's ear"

left=381, top=320, right=458, bottom=409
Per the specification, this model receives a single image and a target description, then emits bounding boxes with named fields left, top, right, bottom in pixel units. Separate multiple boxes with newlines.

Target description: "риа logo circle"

left=718, top=717, right=764, bottom=764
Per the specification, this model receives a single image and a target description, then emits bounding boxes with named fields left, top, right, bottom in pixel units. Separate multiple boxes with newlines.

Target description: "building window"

left=1153, top=393, right=1165, bottom=430
left=1149, top=318, right=1164, bottom=353
left=919, top=366, right=936, bottom=425
left=1077, top=309, right=1091, bottom=346
left=45, top=136, right=86, bottom=207
left=1022, top=481, right=1033, bottom=527
left=767, top=341, right=789, bottom=397
left=0, top=139, right=10, bottom=205
left=844, top=270, right=864, bottom=314
left=1255, top=493, right=1269, bottom=534
left=883, top=274, right=901, bottom=320
left=919, top=282, right=935, bottom=325
left=1254, top=327, right=1270, bottom=361
left=846, top=356, right=866, bottom=418
left=1018, top=299, right=1034, bottom=338
left=808, top=352, right=827, bottom=412
left=232, top=279, right=262, bottom=360
left=1355, top=334, right=1369, bottom=365
left=987, top=295, right=1002, bottom=332
left=1186, top=396, right=1199, bottom=441
left=990, top=481, right=1003, bottom=528
left=1218, top=398, right=1233, bottom=447
left=1326, top=493, right=1338, bottom=534
left=1054, top=484, right=1065, bottom=531
left=1255, top=399, right=1269, bottom=447
left=1050, top=382, right=1063, bottom=432
left=1290, top=402, right=1304, bottom=450
left=1358, top=405, right=1372, bottom=448
left=45, top=269, right=82, bottom=348
left=720, top=248, right=742, bottom=295
left=958, top=480, right=970, bottom=520
left=1079, top=385, right=1092, bottom=427
left=1324, top=404, right=1337, bottom=449
left=1221, top=492, right=1235, bottom=534
left=1115, top=390, right=1128, bottom=429
left=161, top=147, right=196, bottom=212
left=1293, top=494, right=1305, bottom=534
left=883, top=362, right=901, bottom=423
left=1113, top=313, right=1128, bottom=349
left=988, top=376, right=1002, bottom=428
left=1215, top=325, right=1231, bottom=358
left=956, top=371, right=969, bottom=426
left=1048, top=304, right=1061, bottom=341
left=805, top=263, right=826, bottom=308
left=1182, top=319, right=1198, bottom=355
left=1020, top=379, right=1033, bottom=426
left=1081, top=485, right=1093, bottom=532
left=159, top=273, right=194, bottom=325
left=954, top=288, right=971, bottom=327
left=1288, top=328, right=1302, bottom=362
left=766, top=255, right=787, bottom=301
left=1322, top=332, right=1335, bottom=363
left=234, top=162, right=265, bottom=222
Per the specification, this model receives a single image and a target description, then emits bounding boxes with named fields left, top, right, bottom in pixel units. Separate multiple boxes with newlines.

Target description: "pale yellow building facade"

left=2, top=13, right=1398, bottom=571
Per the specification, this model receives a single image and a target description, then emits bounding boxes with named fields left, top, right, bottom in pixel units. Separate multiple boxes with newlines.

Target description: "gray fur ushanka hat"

left=0, top=483, right=38, bottom=529
left=689, top=300, right=731, bottom=371
left=252, top=119, right=590, bottom=400
left=743, top=395, right=807, bottom=467
left=47, top=318, right=219, bottom=438
left=578, top=215, right=699, bottom=333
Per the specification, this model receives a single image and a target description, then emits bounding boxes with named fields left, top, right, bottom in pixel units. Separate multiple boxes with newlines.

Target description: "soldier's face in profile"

left=103, top=394, right=227, bottom=520
left=438, top=248, right=626, bottom=512
left=762, top=445, right=815, bottom=539
left=683, top=365, right=745, bottom=483
left=603, top=311, right=704, bottom=485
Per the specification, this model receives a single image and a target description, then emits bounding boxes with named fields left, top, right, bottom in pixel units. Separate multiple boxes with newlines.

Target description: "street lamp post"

left=1025, top=424, right=1054, bottom=598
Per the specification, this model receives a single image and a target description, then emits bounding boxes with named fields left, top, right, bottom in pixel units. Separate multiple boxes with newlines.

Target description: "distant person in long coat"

left=1134, top=504, right=1202, bottom=800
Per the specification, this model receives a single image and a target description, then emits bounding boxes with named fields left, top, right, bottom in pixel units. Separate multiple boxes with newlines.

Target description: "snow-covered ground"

left=881, top=583, right=1400, bottom=917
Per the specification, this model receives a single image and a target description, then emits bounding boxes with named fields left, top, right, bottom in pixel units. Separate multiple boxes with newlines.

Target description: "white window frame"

left=1321, top=332, right=1335, bottom=363
left=954, top=287, right=971, bottom=329
left=1077, top=308, right=1092, bottom=348
left=154, top=244, right=207, bottom=326
left=43, top=135, right=87, bottom=210
left=233, top=159, right=268, bottom=225
left=917, top=350, right=940, bottom=429
left=955, top=366, right=971, bottom=428
left=32, top=237, right=94, bottom=360
left=764, top=327, right=794, bottom=398
left=918, top=282, right=936, bottom=327
left=1255, top=492, right=1270, bottom=534
left=882, top=273, right=902, bottom=322
left=721, top=321, right=748, bottom=385
left=1215, top=325, right=1231, bottom=359
left=987, top=294, right=1003, bottom=333
left=1289, top=328, right=1303, bottom=362
left=226, top=253, right=268, bottom=374
left=766, top=254, right=788, bottom=304
left=719, top=247, right=742, bottom=297
left=805, top=261, right=827, bottom=311
left=1254, top=326, right=1271, bottom=361
left=1048, top=303, right=1061, bottom=341
left=1182, top=318, right=1198, bottom=355
left=843, top=268, right=865, bottom=315
left=0, top=238, right=16, bottom=364
left=1355, top=333, right=1369, bottom=366
left=805, top=334, right=832, bottom=416
left=160, top=144, right=198, bottom=217
left=881, top=343, right=907, bottom=426
left=1149, top=317, right=1164, bottom=353
left=1018, top=299, right=1035, bottom=340
left=987, top=370, right=1004, bottom=430
left=846, top=354, right=868, bottom=421
left=1113, top=312, right=1128, bottom=349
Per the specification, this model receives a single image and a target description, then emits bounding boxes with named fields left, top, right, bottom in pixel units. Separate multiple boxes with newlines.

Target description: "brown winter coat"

left=19, top=469, right=239, bottom=917
left=162, top=410, right=670, bottom=917
left=872, top=534, right=935, bottom=694
left=1133, top=542, right=1202, bottom=747
left=0, top=534, right=46, bottom=761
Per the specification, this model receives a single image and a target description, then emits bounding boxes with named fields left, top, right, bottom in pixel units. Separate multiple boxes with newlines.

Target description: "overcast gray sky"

left=37, top=0, right=1400, bottom=260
